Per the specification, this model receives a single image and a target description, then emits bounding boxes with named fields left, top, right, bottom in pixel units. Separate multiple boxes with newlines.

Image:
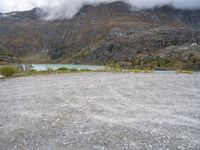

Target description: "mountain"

left=0, top=1, right=200, bottom=70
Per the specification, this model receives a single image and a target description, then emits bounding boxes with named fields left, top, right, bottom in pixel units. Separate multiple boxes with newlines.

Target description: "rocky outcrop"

left=0, top=54, right=20, bottom=64
left=0, top=8, right=44, bottom=22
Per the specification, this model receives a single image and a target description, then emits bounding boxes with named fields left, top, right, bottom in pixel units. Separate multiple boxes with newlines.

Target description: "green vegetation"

left=131, top=69, right=144, bottom=73
left=129, top=57, right=187, bottom=70
left=130, top=68, right=154, bottom=73
left=80, top=69, right=93, bottom=72
left=98, top=63, right=155, bottom=73
left=57, top=67, right=79, bottom=73
left=105, top=61, right=155, bottom=73
left=143, top=68, right=155, bottom=73
left=176, top=70, right=194, bottom=74
left=28, top=69, right=38, bottom=75
left=0, top=65, right=19, bottom=77
left=105, top=62, right=123, bottom=72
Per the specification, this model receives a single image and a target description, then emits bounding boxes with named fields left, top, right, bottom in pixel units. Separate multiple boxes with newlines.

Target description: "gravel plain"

left=0, top=72, right=200, bottom=150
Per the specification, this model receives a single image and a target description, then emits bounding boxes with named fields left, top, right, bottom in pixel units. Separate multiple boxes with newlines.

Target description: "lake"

left=26, top=64, right=105, bottom=71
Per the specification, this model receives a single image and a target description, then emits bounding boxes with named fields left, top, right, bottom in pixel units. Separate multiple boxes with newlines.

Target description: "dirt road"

left=0, top=73, right=200, bottom=150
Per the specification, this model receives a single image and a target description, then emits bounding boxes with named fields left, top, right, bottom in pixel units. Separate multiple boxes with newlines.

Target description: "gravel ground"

left=0, top=72, right=200, bottom=150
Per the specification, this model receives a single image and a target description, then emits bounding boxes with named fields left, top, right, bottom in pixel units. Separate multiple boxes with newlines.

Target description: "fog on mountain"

left=1, top=0, right=200, bottom=19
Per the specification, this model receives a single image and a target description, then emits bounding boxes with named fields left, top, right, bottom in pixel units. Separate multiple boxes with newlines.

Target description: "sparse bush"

left=0, top=65, right=18, bottom=77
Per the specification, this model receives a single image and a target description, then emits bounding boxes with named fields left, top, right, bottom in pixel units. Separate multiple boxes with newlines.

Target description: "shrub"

left=0, top=65, right=18, bottom=77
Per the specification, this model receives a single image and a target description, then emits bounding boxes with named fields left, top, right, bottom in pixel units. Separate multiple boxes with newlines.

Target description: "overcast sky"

left=0, top=0, right=200, bottom=19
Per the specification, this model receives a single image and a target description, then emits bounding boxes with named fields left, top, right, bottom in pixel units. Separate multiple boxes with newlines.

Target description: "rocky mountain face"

left=0, top=1, right=200, bottom=70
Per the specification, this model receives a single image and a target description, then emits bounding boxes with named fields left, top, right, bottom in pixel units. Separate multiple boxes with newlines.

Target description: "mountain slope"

left=0, top=1, right=200, bottom=70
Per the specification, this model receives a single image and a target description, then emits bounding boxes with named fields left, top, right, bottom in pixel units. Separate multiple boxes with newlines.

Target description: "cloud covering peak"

left=0, top=0, right=200, bottom=19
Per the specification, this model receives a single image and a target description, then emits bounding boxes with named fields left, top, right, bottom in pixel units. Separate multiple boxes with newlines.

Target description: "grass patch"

left=176, top=70, right=194, bottom=74
left=0, top=65, right=19, bottom=77
left=131, top=69, right=144, bottom=73
left=143, top=68, right=155, bottom=73
left=96, top=67, right=122, bottom=72
left=130, top=69, right=154, bottom=73
left=80, top=69, right=93, bottom=72
left=57, top=67, right=79, bottom=73
left=27, top=69, right=38, bottom=75
left=96, top=67, right=155, bottom=73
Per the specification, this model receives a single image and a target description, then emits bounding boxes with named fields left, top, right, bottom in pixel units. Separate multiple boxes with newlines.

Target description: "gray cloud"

left=0, top=0, right=200, bottom=19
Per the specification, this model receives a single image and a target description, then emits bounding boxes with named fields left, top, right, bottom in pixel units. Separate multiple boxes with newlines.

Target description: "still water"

left=29, top=64, right=105, bottom=71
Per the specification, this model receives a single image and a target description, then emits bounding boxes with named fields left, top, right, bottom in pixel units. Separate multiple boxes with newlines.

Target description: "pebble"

left=149, top=144, right=153, bottom=148
left=93, top=145, right=106, bottom=150
left=63, top=140, right=68, bottom=145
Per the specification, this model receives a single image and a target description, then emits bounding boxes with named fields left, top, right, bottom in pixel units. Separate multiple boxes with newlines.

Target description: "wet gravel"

left=0, top=72, right=200, bottom=150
